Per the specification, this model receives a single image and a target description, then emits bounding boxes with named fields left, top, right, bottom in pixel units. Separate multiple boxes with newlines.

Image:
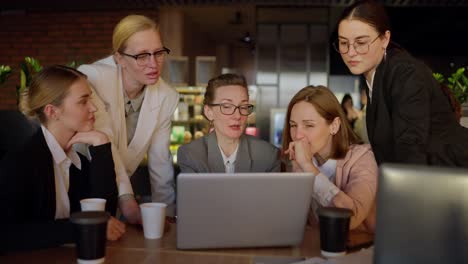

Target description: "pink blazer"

left=310, top=144, right=378, bottom=233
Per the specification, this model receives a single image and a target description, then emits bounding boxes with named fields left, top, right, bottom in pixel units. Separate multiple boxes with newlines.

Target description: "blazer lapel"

left=366, top=63, right=385, bottom=142
left=34, top=130, right=57, bottom=219
left=235, top=135, right=252, bottom=172
left=108, top=67, right=127, bottom=149
left=127, top=82, right=163, bottom=153
left=206, top=132, right=227, bottom=173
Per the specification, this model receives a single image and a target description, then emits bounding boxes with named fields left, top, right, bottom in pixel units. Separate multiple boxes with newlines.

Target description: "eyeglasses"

left=333, top=35, right=381, bottom=55
left=209, top=103, right=254, bottom=116
left=120, top=47, right=171, bottom=66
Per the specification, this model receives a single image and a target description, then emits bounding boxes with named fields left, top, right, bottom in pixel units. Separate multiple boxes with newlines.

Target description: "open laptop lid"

left=375, top=164, right=468, bottom=264
left=176, top=172, right=314, bottom=249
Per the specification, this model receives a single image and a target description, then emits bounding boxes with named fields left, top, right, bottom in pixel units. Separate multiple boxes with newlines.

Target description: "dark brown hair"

left=282, top=86, right=362, bottom=160
left=20, top=65, right=86, bottom=124
left=338, top=0, right=391, bottom=35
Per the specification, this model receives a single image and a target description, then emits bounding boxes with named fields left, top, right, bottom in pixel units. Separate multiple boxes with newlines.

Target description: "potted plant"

left=0, top=65, right=12, bottom=85
left=433, top=67, right=468, bottom=121
left=17, top=57, right=42, bottom=99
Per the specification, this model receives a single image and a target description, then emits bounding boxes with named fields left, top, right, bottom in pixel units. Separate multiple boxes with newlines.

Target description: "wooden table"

left=0, top=223, right=372, bottom=263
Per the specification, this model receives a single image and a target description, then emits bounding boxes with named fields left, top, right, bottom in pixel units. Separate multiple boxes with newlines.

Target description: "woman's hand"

left=285, top=138, right=319, bottom=175
left=66, top=130, right=110, bottom=149
left=106, top=216, right=126, bottom=241
left=119, top=197, right=142, bottom=225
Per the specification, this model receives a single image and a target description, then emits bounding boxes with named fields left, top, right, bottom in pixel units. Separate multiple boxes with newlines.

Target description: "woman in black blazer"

left=334, top=0, right=468, bottom=166
left=0, top=66, right=125, bottom=253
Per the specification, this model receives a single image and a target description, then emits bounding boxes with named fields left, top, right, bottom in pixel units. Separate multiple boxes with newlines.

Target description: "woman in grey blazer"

left=177, top=74, right=281, bottom=173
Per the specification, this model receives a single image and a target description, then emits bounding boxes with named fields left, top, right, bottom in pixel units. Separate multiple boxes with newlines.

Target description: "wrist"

left=119, top=194, right=135, bottom=202
left=301, top=161, right=320, bottom=175
left=93, top=134, right=110, bottom=146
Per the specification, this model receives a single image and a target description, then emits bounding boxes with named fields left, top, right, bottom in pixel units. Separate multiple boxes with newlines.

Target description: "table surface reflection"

left=0, top=223, right=372, bottom=263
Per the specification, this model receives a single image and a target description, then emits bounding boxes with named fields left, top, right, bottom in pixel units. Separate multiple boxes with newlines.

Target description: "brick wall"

left=0, top=9, right=159, bottom=110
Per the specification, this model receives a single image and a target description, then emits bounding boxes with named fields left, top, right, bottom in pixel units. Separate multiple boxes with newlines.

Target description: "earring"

left=383, top=48, right=387, bottom=61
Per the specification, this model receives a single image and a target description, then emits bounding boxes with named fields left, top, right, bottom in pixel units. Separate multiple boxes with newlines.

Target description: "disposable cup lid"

left=70, top=211, right=109, bottom=225
left=317, top=207, right=353, bottom=218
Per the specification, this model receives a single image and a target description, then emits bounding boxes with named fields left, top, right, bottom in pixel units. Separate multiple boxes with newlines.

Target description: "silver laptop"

left=176, top=172, right=314, bottom=249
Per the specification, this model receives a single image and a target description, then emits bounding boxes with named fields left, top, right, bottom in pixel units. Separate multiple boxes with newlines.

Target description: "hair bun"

left=18, top=88, right=36, bottom=119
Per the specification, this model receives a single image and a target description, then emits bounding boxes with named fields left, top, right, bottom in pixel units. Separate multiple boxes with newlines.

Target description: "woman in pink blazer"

left=283, top=86, right=377, bottom=233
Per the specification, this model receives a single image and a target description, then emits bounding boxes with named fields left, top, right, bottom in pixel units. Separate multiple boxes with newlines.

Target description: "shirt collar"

left=218, top=143, right=239, bottom=167
left=366, top=70, right=376, bottom=101
left=313, top=158, right=337, bottom=179
left=124, top=87, right=146, bottom=114
left=41, top=125, right=81, bottom=169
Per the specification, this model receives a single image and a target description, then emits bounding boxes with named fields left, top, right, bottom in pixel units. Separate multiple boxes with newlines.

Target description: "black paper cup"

left=70, top=211, right=109, bottom=264
left=317, top=207, right=353, bottom=258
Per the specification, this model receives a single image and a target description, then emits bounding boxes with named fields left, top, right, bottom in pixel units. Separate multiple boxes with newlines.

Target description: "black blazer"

left=0, top=129, right=118, bottom=253
left=366, top=48, right=468, bottom=167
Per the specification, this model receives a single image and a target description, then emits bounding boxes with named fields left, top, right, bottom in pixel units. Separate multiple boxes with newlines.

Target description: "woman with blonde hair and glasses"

left=0, top=65, right=125, bottom=253
left=335, top=0, right=468, bottom=167
left=283, top=86, right=377, bottom=233
left=78, top=14, right=179, bottom=220
left=177, top=73, right=281, bottom=173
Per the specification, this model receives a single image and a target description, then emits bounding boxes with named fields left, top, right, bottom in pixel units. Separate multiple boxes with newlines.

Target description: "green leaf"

left=433, top=72, right=445, bottom=83
left=0, top=65, right=12, bottom=84
left=434, top=67, right=468, bottom=105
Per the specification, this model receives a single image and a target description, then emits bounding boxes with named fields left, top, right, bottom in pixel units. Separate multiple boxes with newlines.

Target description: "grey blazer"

left=177, top=132, right=281, bottom=173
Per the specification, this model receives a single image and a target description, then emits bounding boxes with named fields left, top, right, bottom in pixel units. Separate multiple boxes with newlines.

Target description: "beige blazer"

left=78, top=56, right=179, bottom=205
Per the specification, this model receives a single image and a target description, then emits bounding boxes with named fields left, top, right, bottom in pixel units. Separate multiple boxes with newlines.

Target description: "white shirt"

left=312, top=158, right=340, bottom=206
left=314, top=158, right=337, bottom=181
left=218, top=143, right=239, bottom=173
left=366, top=70, right=376, bottom=102
left=41, top=125, right=81, bottom=219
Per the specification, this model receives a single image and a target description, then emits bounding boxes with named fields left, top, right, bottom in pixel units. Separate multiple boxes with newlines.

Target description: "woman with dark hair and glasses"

left=335, top=0, right=468, bottom=167
left=177, top=74, right=281, bottom=173
left=78, top=15, right=179, bottom=220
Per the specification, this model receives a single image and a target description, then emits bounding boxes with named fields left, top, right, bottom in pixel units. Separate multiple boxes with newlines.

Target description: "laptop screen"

left=176, top=172, right=314, bottom=249
left=375, top=164, right=468, bottom=264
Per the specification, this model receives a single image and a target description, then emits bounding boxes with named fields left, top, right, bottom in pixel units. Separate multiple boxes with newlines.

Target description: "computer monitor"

left=176, top=172, right=314, bottom=249
left=375, top=164, right=468, bottom=264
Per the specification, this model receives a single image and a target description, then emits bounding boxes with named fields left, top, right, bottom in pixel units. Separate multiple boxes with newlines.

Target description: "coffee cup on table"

left=80, top=198, right=106, bottom=212
left=70, top=211, right=109, bottom=264
left=317, top=207, right=353, bottom=258
left=140, top=202, right=167, bottom=239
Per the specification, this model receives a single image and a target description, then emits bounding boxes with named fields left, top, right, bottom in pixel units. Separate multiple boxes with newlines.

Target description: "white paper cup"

left=80, top=198, right=106, bottom=212
left=140, top=202, right=167, bottom=239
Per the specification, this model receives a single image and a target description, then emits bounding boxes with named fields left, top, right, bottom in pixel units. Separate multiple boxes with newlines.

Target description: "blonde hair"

left=282, top=86, right=362, bottom=160
left=20, top=65, right=86, bottom=124
left=112, top=15, right=159, bottom=53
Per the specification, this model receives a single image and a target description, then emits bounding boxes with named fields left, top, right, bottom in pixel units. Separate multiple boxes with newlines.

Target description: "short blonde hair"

left=20, top=65, right=86, bottom=124
left=112, top=15, right=159, bottom=53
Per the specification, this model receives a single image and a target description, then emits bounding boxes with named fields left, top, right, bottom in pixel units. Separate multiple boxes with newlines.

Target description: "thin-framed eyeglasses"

left=209, top=103, right=254, bottom=116
left=120, top=47, right=171, bottom=66
left=333, top=35, right=381, bottom=55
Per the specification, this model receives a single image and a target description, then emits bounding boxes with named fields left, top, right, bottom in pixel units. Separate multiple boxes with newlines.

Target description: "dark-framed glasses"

left=333, top=35, right=381, bottom=55
left=209, top=103, right=254, bottom=116
left=120, top=47, right=171, bottom=66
